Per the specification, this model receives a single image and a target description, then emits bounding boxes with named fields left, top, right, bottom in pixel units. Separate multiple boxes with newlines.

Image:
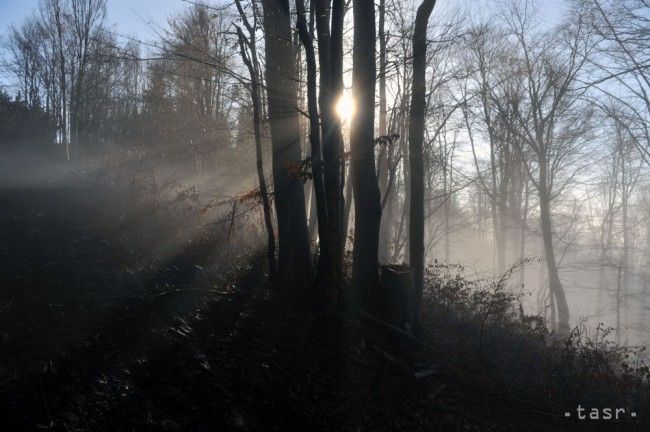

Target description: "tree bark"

left=539, top=162, right=570, bottom=332
left=296, top=0, right=333, bottom=308
left=315, top=0, right=346, bottom=309
left=330, top=0, right=346, bottom=258
left=234, top=1, right=277, bottom=286
left=342, top=164, right=353, bottom=246
left=408, top=0, right=436, bottom=332
left=377, top=0, right=392, bottom=264
left=350, top=0, right=381, bottom=314
left=262, top=0, right=313, bottom=293
left=519, top=180, right=529, bottom=289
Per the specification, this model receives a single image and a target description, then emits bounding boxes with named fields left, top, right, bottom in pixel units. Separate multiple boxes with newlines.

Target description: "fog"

left=1, top=0, right=648, bottom=345
left=1, top=0, right=649, bottom=429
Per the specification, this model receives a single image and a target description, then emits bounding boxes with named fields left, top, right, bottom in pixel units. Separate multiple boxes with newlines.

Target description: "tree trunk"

left=442, top=134, right=450, bottom=263
left=296, top=0, right=334, bottom=309
left=342, top=163, right=353, bottom=247
left=234, top=21, right=277, bottom=287
left=52, top=0, right=69, bottom=160
left=262, top=0, right=313, bottom=294
left=519, top=180, right=529, bottom=289
left=377, top=0, right=391, bottom=264
left=315, top=0, right=346, bottom=309
left=350, top=0, right=381, bottom=314
left=620, top=138, right=630, bottom=338
left=308, top=183, right=319, bottom=243
left=400, top=131, right=411, bottom=263
left=640, top=203, right=650, bottom=325
left=407, top=0, right=436, bottom=332
left=496, top=201, right=507, bottom=274
left=539, top=164, right=570, bottom=332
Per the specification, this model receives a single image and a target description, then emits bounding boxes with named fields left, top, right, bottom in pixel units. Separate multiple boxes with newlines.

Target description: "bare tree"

left=262, top=0, right=313, bottom=293
left=67, top=0, right=107, bottom=150
left=234, top=0, right=277, bottom=286
left=493, top=1, right=594, bottom=331
left=350, top=0, right=381, bottom=312
left=8, top=17, right=45, bottom=112
left=408, top=0, right=436, bottom=331
left=377, top=0, right=392, bottom=264
left=462, top=23, right=519, bottom=275
left=39, top=0, right=70, bottom=159
left=580, top=0, right=650, bottom=163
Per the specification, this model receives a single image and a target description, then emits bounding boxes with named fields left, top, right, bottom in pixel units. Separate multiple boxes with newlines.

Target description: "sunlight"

left=335, top=91, right=356, bottom=124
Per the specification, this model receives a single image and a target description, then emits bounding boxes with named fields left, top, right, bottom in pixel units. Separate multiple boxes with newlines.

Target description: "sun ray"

left=335, top=91, right=356, bottom=124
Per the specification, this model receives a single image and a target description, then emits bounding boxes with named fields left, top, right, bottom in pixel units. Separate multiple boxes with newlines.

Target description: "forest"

left=1, top=0, right=650, bottom=430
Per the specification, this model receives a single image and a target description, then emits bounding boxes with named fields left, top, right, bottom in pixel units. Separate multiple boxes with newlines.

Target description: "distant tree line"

left=0, top=90, right=55, bottom=149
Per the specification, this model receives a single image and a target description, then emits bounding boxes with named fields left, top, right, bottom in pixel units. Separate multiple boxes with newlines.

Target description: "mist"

left=1, top=0, right=649, bottom=430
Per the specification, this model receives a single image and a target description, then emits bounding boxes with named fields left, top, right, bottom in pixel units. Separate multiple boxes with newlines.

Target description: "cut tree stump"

left=379, top=264, right=411, bottom=330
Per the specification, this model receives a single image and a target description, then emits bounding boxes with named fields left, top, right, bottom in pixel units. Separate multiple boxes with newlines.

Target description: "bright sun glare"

left=335, top=91, right=356, bottom=124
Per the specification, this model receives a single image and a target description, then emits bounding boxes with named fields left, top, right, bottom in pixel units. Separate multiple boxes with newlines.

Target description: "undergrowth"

left=419, top=260, right=650, bottom=427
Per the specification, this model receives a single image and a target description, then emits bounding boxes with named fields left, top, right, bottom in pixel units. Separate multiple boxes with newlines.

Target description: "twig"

left=357, top=308, right=424, bottom=346
left=148, top=288, right=233, bottom=300
left=0, top=297, right=15, bottom=313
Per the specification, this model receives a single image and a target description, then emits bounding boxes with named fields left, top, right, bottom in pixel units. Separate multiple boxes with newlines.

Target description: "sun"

left=335, top=91, right=356, bottom=124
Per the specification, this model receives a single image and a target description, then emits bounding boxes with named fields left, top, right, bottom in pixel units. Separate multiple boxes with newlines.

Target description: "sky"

left=0, top=0, right=186, bottom=38
left=0, top=0, right=567, bottom=91
left=0, top=0, right=568, bottom=42
left=0, top=0, right=189, bottom=90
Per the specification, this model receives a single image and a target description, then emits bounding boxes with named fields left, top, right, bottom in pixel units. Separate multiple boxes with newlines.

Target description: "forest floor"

left=0, top=182, right=647, bottom=431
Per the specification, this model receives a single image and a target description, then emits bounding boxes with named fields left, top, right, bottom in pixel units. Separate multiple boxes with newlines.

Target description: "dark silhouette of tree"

left=234, top=0, right=277, bottom=287
left=350, top=0, right=381, bottom=313
left=408, top=0, right=436, bottom=332
left=262, top=0, right=313, bottom=294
